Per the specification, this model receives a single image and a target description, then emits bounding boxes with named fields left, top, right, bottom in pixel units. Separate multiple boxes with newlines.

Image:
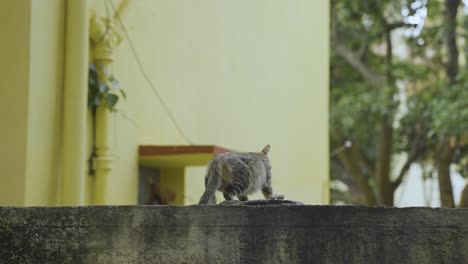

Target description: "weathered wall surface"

left=0, top=206, right=467, bottom=263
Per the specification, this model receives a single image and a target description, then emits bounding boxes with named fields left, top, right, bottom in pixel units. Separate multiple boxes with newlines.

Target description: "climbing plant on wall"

left=87, top=63, right=126, bottom=112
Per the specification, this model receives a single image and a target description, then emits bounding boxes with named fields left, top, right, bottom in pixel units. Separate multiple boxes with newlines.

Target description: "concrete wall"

left=0, top=206, right=467, bottom=263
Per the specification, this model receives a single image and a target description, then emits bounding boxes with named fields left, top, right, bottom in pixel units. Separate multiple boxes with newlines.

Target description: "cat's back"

left=213, top=151, right=267, bottom=169
left=213, top=151, right=256, bottom=162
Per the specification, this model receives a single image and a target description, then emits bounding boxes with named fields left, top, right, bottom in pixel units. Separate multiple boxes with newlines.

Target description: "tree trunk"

left=338, top=149, right=378, bottom=205
left=460, top=184, right=468, bottom=207
left=436, top=0, right=460, bottom=208
left=444, top=0, right=460, bottom=83
left=375, top=118, right=394, bottom=205
left=437, top=142, right=455, bottom=208
left=374, top=23, right=396, bottom=206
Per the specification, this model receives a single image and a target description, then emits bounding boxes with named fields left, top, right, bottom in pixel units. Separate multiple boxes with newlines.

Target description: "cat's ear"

left=261, top=145, right=270, bottom=155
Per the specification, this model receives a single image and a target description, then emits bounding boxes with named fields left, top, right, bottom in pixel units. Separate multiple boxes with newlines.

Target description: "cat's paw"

left=269, top=194, right=284, bottom=200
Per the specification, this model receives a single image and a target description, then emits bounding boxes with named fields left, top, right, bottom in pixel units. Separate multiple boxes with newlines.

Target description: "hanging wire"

left=107, top=0, right=193, bottom=144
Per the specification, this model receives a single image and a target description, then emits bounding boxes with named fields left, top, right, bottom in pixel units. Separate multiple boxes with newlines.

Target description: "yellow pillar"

left=61, top=0, right=90, bottom=206
left=0, top=0, right=31, bottom=206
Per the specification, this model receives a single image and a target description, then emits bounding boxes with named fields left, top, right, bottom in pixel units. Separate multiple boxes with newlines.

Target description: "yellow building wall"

left=0, top=0, right=31, bottom=206
left=91, top=0, right=329, bottom=205
left=24, top=0, right=66, bottom=206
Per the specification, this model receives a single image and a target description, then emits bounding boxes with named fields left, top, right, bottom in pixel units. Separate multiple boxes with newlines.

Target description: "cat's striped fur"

left=198, top=145, right=273, bottom=204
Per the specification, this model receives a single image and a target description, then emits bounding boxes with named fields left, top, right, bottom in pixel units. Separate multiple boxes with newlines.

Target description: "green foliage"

left=430, top=84, right=468, bottom=137
left=331, top=0, right=468, bottom=205
left=88, top=64, right=126, bottom=111
left=332, top=0, right=467, bottom=150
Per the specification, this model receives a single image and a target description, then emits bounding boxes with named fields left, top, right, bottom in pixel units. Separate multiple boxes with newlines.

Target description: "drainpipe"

left=89, top=1, right=131, bottom=204
left=61, top=0, right=90, bottom=205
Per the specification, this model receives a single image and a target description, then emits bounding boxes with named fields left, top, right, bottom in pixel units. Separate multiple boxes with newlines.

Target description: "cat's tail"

left=198, top=162, right=221, bottom=205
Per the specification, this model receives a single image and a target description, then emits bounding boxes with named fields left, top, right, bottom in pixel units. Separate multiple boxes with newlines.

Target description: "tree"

left=330, top=0, right=467, bottom=207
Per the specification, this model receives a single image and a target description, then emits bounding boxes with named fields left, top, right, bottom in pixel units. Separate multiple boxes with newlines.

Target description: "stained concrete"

left=0, top=205, right=467, bottom=263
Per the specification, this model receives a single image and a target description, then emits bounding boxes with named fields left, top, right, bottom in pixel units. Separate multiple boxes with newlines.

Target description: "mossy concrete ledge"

left=0, top=206, right=467, bottom=263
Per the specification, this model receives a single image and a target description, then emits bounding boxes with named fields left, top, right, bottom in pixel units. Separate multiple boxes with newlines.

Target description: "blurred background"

left=330, top=0, right=467, bottom=207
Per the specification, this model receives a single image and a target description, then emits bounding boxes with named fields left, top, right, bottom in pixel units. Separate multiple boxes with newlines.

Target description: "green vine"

left=88, top=63, right=126, bottom=111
